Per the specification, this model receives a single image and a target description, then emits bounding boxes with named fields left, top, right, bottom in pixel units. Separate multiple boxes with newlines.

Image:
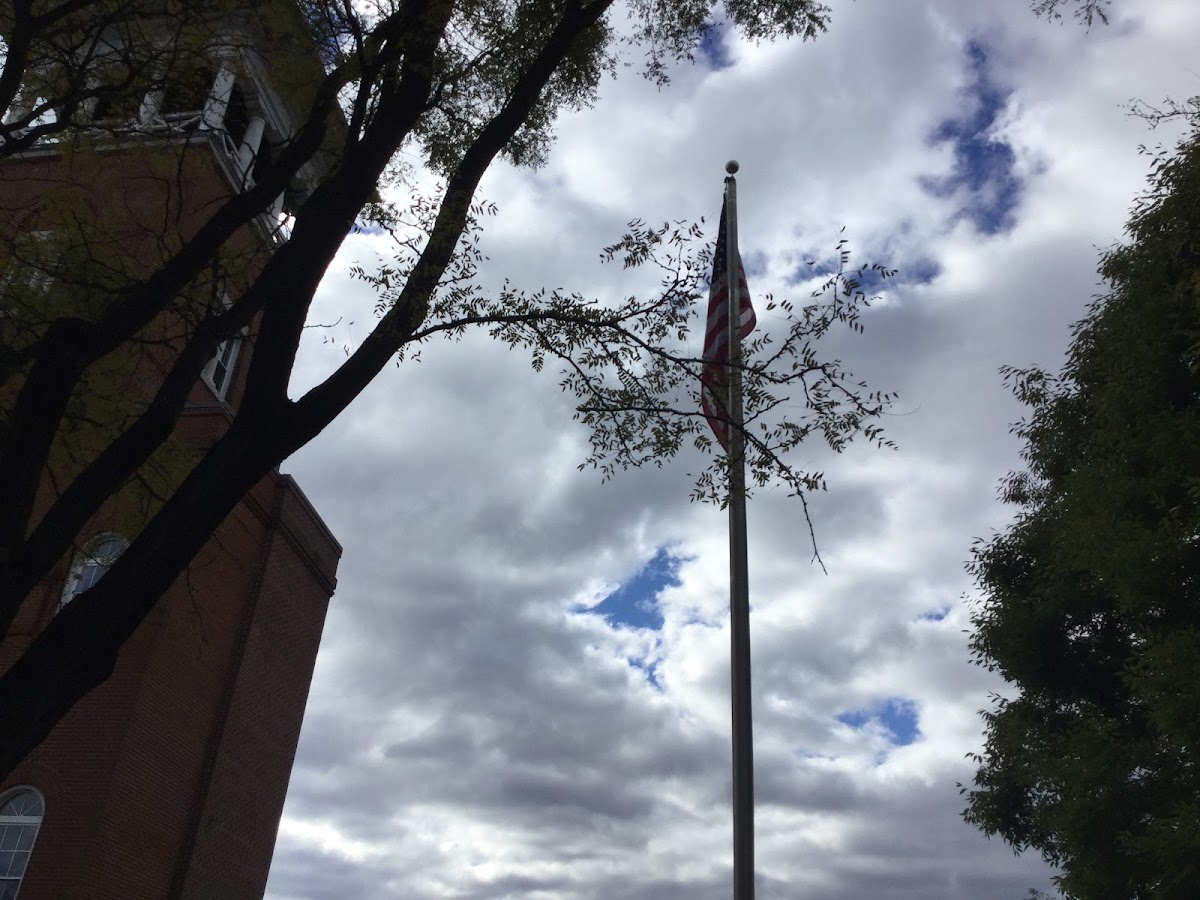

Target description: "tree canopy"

left=1029, top=0, right=1111, bottom=27
left=963, top=125, right=1200, bottom=897
left=0, top=0, right=896, bottom=779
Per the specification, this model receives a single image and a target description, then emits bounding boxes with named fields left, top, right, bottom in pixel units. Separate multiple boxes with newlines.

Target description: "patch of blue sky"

left=918, top=606, right=951, bottom=622
left=786, top=250, right=938, bottom=292
left=921, top=39, right=1022, bottom=236
left=631, top=658, right=663, bottom=691
left=742, top=249, right=769, bottom=280
left=590, top=546, right=689, bottom=632
left=785, top=255, right=836, bottom=287
left=899, top=257, right=941, bottom=286
left=697, top=22, right=733, bottom=71
left=837, top=697, right=920, bottom=747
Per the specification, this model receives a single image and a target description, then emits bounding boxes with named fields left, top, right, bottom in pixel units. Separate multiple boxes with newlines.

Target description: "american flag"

left=701, top=197, right=756, bottom=451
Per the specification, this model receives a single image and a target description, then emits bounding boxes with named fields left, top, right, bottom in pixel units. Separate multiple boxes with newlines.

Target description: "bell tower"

left=0, top=4, right=341, bottom=899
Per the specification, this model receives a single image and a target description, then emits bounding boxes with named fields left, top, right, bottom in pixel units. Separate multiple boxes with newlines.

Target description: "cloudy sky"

left=263, top=2, right=1200, bottom=898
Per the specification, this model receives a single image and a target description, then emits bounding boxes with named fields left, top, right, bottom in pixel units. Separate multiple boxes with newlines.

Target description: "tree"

left=963, top=127, right=1200, bottom=898
left=1127, top=95, right=1200, bottom=131
left=0, top=0, right=895, bottom=779
left=1029, top=0, right=1111, bottom=27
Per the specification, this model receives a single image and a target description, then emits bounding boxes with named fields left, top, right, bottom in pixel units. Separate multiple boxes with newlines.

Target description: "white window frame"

left=201, top=332, right=243, bottom=401
left=200, top=293, right=245, bottom=402
left=0, top=786, right=45, bottom=897
left=60, top=533, right=127, bottom=610
left=2, top=232, right=56, bottom=336
left=1, top=231, right=56, bottom=296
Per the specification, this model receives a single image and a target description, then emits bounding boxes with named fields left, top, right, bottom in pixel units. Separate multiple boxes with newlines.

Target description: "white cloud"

left=266, top=1, right=1200, bottom=897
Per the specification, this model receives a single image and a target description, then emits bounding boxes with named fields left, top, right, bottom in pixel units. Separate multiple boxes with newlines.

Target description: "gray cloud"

left=264, top=1, right=1200, bottom=897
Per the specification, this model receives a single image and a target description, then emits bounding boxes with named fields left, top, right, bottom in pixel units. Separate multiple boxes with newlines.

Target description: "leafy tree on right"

left=963, top=125, right=1200, bottom=898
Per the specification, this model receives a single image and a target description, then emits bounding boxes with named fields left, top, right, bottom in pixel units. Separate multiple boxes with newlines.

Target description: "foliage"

left=1127, top=95, right=1200, bottom=132
left=0, top=0, right=889, bottom=780
left=963, top=127, right=1200, bottom=898
left=1030, top=0, right=1196, bottom=135
left=1028, top=0, right=1111, bottom=27
left=355, top=211, right=897, bottom=512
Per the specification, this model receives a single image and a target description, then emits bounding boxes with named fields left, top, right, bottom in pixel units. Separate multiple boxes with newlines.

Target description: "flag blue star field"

left=701, top=197, right=756, bottom=451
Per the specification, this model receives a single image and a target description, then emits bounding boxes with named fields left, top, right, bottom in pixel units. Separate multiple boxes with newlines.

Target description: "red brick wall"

left=0, top=135, right=267, bottom=429
left=1, top=136, right=340, bottom=899
left=0, top=471, right=339, bottom=900
left=178, top=477, right=339, bottom=900
left=0, top=611, right=158, bottom=900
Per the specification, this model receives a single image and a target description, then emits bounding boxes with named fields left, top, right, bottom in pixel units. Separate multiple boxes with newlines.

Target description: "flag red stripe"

left=701, top=199, right=755, bottom=451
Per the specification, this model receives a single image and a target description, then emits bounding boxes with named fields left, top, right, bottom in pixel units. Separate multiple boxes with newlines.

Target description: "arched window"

left=0, top=787, right=44, bottom=898
left=60, top=533, right=127, bottom=609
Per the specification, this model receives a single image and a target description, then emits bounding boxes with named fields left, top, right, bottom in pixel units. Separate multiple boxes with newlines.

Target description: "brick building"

left=0, top=4, right=341, bottom=898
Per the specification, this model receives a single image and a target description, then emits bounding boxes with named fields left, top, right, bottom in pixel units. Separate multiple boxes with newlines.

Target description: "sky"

left=262, top=2, right=1200, bottom=898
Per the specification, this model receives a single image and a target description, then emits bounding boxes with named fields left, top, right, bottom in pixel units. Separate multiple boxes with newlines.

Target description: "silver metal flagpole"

left=724, top=160, right=755, bottom=900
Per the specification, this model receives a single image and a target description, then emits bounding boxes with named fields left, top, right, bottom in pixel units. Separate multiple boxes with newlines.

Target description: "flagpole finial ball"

left=725, top=160, right=739, bottom=175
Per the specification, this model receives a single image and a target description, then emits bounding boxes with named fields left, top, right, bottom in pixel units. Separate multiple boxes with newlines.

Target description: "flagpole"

left=724, top=160, right=755, bottom=900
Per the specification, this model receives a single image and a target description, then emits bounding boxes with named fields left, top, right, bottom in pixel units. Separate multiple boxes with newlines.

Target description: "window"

left=91, top=86, right=145, bottom=124
left=160, top=64, right=217, bottom=117
left=60, top=533, right=127, bottom=609
left=89, top=63, right=147, bottom=124
left=224, top=80, right=249, bottom=147
left=1, top=231, right=56, bottom=296
left=0, top=787, right=44, bottom=900
left=200, top=293, right=244, bottom=401
left=201, top=333, right=242, bottom=400
left=1, top=233, right=55, bottom=345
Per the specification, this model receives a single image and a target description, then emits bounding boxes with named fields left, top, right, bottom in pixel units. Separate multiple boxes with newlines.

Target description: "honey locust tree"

left=1028, top=0, right=1111, bottom=27
left=0, top=0, right=895, bottom=779
left=963, top=127, right=1200, bottom=898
